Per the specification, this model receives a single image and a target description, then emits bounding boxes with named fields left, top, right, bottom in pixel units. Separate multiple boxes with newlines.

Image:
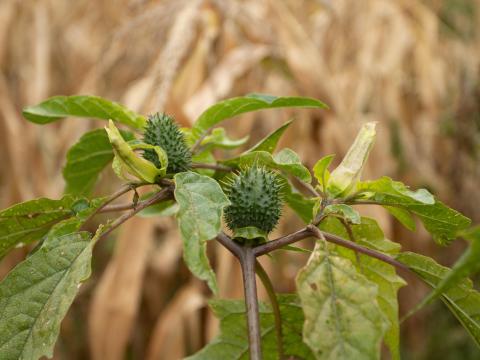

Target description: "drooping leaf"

left=63, top=129, right=134, bottom=195
left=247, top=120, right=292, bottom=154
left=200, top=127, right=249, bottom=150
left=186, top=294, right=313, bottom=360
left=0, top=196, right=87, bottom=258
left=223, top=149, right=311, bottom=183
left=396, top=252, right=480, bottom=347
left=313, top=154, right=334, bottom=192
left=191, top=93, right=327, bottom=140
left=174, top=171, right=230, bottom=294
left=324, top=204, right=361, bottom=224
left=357, top=177, right=471, bottom=244
left=296, top=240, right=388, bottom=359
left=23, top=95, right=146, bottom=129
left=0, top=224, right=100, bottom=360
left=413, top=226, right=480, bottom=313
left=327, top=122, right=376, bottom=197
left=105, top=120, right=163, bottom=183
left=319, top=217, right=405, bottom=359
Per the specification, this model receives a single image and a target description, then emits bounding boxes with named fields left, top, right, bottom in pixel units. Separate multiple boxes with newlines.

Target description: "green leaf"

left=313, top=154, right=334, bottom=192
left=174, top=171, right=230, bottom=294
left=384, top=206, right=416, bottom=231
left=247, top=120, right=292, bottom=154
left=223, top=149, right=311, bottom=183
left=105, top=120, right=163, bottom=183
left=415, top=226, right=480, bottom=311
left=23, top=95, right=146, bottom=129
left=137, top=200, right=178, bottom=218
left=186, top=294, right=314, bottom=360
left=357, top=177, right=471, bottom=244
left=327, top=122, right=376, bottom=197
left=324, top=204, right=361, bottom=224
left=0, top=224, right=99, bottom=360
left=0, top=196, right=85, bottom=258
left=396, top=252, right=480, bottom=347
left=63, top=129, right=134, bottom=195
left=319, top=217, right=405, bottom=359
left=278, top=175, right=315, bottom=223
left=296, top=240, right=388, bottom=359
left=200, top=127, right=249, bottom=150
left=191, top=93, right=327, bottom=140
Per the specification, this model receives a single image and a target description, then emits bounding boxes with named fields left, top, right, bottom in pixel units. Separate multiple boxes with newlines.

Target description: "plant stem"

left=255, top=260, right=284, bottom=360
left=98, top=186, right=173, bottom=240
left=253, top=225, right=409, bottom=271
left=240, top=246, right=262, bottom=360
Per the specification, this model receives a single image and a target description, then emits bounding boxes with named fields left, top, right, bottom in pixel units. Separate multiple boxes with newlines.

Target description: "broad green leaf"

left=23, top=95, right=146, bottom=128
left=186, top=294, right=313, bottom=360
left=319, top=217, right=405, bottom=359
left=416, top=226, right=480, bottom=311
left=0, top=224, right=100, bottom=360
left=357, top=177, right=471, bottom=245
left=174, top=172, right=230, bottom=294
left=324, top=204, right=361, bottom=224
left=63, top=129, right=134, bottom=195
left=0, top=196, right=87, bottom=258
left=313, top=154, right=334, bottom=192
left=296, top=240, right=388, bottom=359
left=396, top=252, right=480, bottom=347
left=191, top=93, right=327, bottom=140
left=105, top=120, right=162, bottom=183
left=278, top=175, right=316, bottom=223
left=384, top=206, right=416, bottom=231
left=247, top=120, right=292, bottom=154
left=327, top=122, right=376, bottom=197
left=200, top=127, right=249, bottom=150
left=223, top=149, right=311, bottom=183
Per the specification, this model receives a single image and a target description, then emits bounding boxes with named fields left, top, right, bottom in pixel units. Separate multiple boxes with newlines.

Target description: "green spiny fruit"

left=224, top=167, right=283, bottom=234
left=142, top=113, right=192, bottom=174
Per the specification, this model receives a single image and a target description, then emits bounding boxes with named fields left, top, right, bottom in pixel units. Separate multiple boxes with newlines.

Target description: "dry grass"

left=0, top=0, right=479, bottom=358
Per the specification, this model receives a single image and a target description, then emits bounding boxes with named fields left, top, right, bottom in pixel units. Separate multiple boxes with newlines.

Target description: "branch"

left=253, top=225, right=409, bottom=271
left=98, top=186, right=173, bottom=240
left=253, top=228, right=313, bottom=256
left=82, top=183, right=138, bottom=226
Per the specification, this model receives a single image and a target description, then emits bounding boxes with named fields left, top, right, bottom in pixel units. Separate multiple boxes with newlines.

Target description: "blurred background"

left=0, top=0, right=479, bottom=359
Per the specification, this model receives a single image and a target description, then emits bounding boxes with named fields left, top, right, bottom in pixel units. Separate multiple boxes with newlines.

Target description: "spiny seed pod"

left=142, top=113, right=192, bottom=174
left=224, top=167, right=283, bottom=234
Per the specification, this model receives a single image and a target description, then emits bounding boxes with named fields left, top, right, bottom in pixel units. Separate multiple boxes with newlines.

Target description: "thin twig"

left=191, top=162, right=233, bottom=172
left=82, top=183, right=137, bottom=227
left=253, top=228, right=313, bottom=256
left=98, top=186, right=173, bottom=241
left=255, top=260, right=284, bottom=360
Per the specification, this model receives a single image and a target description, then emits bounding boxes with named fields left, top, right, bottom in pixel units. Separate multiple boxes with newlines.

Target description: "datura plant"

left=0, top=93, right=479, bottom=360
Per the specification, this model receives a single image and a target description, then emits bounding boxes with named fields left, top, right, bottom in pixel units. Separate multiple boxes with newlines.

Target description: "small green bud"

left=143, top=113, right=192, bottom=174
left=224, top=167, right=283, bottom=240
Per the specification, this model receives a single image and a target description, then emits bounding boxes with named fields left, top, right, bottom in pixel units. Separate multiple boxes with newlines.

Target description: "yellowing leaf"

left=105, top=120, right=161, bottom=183
left=327, top=122, right=376, bottom=197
